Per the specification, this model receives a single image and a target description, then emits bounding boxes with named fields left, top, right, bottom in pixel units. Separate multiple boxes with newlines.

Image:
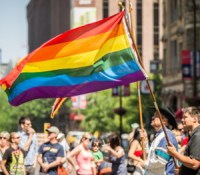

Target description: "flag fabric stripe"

left=51, top=97, right=67, bottom=118
left=0, top=11, right=148, bottom=106
left=27, top=23, right=124, bottom=63
left=12, top=48, right=133, bottom=87
left=8, top=60, right=141, bottom=102
left=43, top=12, right=124, bottom=46
left=9, top=71, right=144, bottom=106
left=22, top=34, right=129, bottom=72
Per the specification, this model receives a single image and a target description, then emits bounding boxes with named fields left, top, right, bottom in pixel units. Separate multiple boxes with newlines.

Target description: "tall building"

left=27, top=0, right=71, bottom=52
left=134, top=0, right=163, bottom=73
left=161, top=0, right=200, bottom=111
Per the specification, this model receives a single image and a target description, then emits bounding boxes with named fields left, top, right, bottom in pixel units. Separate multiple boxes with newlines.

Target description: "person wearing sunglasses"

left=1, top=132, right=26, bottom=175
left=38, top=126, right=64, bottom=175
left=67, top=132, right=96, bottom=175
left=0, top=131, right=10, bottom=175
left=91, top=139, right=103, bottom=174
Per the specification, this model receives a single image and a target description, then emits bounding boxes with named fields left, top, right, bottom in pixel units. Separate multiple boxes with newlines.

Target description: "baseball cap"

left=57, top=132, right=64, bottom=140
left=46, top=126, right=59, bottom=135
left=131, top=123, right=139, bottom=129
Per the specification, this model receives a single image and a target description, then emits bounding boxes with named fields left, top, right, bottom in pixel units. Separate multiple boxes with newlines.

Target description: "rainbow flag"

left=0, top=11, right=147, bottom=106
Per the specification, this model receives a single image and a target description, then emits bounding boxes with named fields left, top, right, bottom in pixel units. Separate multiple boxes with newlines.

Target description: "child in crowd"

left=91, top=139, right=103, bottom=174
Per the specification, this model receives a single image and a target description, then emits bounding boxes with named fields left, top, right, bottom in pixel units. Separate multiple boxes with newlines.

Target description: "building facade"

left=161, top=0, right=200, bottom=111
left=27, top=0, right=71, bottom=52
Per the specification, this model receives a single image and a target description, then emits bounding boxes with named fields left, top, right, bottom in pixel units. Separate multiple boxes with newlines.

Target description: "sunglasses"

left=92, top=144, right=99, bottom=147
left=84, top=137, right=92, bottom=141
left=13, top=136, right=20, bottom=139
left=0, top=137, right=7, bottom=140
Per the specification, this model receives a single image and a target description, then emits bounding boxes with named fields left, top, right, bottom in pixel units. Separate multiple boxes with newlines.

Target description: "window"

left=178, top=42, right=183, bottom=70
left=136, top=1, right=142, bottom=52
left=154, top=3, right=159, bottom=26
left=171, top=40, right=178, bottom=71
left=171, top=0, right=178, bottom=22
left=154, top=2, right=159, bottom=58
left=154, top=33, right=159, bottom=45
left=103, top=0, right=109, bottom=18
left=137, top=26, right=142, bottom=45
left=163, top=48, right=167, bottom=75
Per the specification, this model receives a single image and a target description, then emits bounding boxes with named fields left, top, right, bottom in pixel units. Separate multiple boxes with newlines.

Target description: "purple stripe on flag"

left=10, top=71, right=145, bottom=106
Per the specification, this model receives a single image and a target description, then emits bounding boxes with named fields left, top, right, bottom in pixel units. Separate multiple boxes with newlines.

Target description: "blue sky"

left=0, top=0, right=30, bottom=64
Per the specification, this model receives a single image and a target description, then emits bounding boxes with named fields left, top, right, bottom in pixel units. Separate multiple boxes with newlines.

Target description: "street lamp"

left=114, top=86, right=126, bottom=139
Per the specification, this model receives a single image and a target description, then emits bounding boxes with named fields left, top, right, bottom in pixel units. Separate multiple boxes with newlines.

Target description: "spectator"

left=91, top=139, right=104, bottom=173
left=18, top=117, right=38, bottom=175
left=0, top=131, right=10, bottom=175
left=140, top=106, right=178, bottom=175
left=38, top=126, right=64, bottom=175
left=177, top=122, right=186, bottom=141
left=102, top=133, right=127, bottom=175
left=128, top=127, right=145, bottom=175
left=67, top=132, right=96, bottom=175
left=128, top=123, right=140, bottom=142
left=57, top=132, right=72, bottom=173
left=1, top=132, right=26, bottom=175
left=167, top=106, right=200, bottom=175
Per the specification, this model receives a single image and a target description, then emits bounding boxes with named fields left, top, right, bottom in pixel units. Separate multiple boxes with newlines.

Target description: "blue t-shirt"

left=38, top=142, right=64, bottom=175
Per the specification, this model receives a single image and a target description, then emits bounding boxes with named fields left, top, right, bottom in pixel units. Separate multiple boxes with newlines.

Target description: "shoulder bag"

left=58, top=165, right=68, bottom=175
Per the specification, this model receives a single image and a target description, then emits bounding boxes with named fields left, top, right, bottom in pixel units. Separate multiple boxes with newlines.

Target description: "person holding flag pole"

left=167, top=106, right=200, bottom=175
left=126, top=0, right=147, bottom=161
left=122, top=0, right=179, bottom=174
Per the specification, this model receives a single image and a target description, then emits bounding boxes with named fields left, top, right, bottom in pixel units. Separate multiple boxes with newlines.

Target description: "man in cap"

left=128, top=123, right=140, bottom=142
left=167, top=106, right=200, bottom=175
left=38, top=126, right=64, bottom=175
left=140, top=106, right=178, bottom=175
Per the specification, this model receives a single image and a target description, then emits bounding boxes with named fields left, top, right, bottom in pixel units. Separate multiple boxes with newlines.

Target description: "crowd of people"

left=0, top=106, right=199, bottom=175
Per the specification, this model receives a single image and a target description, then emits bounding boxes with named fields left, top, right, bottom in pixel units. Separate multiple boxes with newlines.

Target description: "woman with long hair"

left=102, top=133, right=127, bottom=175
left=67, top=132, right=96, bottom=175
left=128, top=127, right=145, bottom=175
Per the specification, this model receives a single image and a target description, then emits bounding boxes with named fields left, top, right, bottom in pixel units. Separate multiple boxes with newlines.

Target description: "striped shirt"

left=145, top=128, right=178, bottom=175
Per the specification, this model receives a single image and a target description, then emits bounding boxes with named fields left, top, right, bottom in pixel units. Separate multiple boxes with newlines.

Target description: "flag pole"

left=127, top=0, right=146, bottom=160
left=123, top=4, right=178, bottom=169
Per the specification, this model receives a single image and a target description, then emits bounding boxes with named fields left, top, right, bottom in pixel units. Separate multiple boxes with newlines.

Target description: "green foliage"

left=81, top=90, right=117, bottom=134
left=81, top=74, right=162, bottom=133
left=0, top=91, right=54, bottom=131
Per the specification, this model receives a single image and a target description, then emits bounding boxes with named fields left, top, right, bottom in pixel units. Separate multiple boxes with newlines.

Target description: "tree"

left=81, top=90, right=118, bottom=134
left=80, top=74, right=162, bottom=134
left=0, top=91, right=54, bottom=131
